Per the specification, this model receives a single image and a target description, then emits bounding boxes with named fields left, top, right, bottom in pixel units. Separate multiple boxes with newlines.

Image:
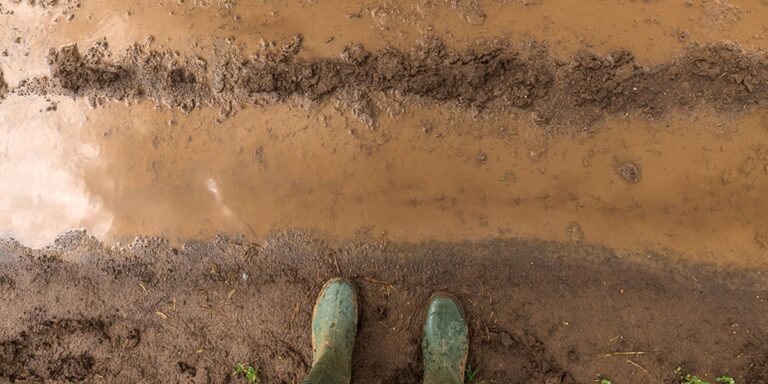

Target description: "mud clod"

left=475, top=150, right=489, bottom=166
left=616, top=161, right=641, bottom=183
left=0, top=69, right=8, bottom=102
left=177, top=361, right=197, bottom=377
left=44, top=40, right=211, bottom=112
left=124, top=328, right=141, bottom=349
left=566, top=222, right=584, bottom=243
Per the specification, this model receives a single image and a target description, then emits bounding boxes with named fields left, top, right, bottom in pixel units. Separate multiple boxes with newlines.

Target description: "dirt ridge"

left=7, top=38, right=768, bottom=128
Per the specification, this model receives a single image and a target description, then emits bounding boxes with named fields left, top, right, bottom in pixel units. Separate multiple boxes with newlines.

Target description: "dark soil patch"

left=9, top=38, right=768, bottom=129
left=0, top=232, right=766, bottom=383
left=0, top=69, right=7, bottom=102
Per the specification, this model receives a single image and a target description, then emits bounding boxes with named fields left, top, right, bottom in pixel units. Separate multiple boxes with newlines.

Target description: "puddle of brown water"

left=5, top=92, right=768, bottom=268
left=0, top=95, right=112, bottom=244
left=55, top=0, right=768, bottom=63
left=3, top=0, right=768, bottom=269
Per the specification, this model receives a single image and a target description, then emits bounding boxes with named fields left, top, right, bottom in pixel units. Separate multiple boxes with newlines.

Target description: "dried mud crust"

left=1, top=232, right=767, bottom=383
left=9, top=38, right=768, bottom=129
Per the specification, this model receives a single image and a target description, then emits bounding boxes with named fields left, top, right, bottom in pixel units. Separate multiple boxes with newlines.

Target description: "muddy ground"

left=3, top=1, right=768, bottom=383
left=1, top=232, right=767, bottom=384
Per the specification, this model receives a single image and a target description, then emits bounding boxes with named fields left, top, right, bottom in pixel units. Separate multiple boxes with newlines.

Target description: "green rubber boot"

left=422, top=293, right=469, bottom=384
left=302, top=278, right=359, bottom=384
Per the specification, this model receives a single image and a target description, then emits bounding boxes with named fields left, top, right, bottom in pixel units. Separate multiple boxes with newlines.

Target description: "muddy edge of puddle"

left=0, top=232, right=767, bottom=383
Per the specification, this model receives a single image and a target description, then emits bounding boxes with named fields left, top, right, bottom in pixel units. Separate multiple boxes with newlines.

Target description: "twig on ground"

left=596, top=351, right=646, bottom=358
left=625, top=358, right=648, bottom=373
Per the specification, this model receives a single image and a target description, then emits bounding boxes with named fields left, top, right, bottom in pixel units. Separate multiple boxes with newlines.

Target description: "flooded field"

left=2, top=0, right=768, bottom=383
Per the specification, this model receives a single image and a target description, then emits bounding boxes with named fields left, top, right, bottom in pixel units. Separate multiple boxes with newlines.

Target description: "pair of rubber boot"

left=302, top=278, right=468, bottom=384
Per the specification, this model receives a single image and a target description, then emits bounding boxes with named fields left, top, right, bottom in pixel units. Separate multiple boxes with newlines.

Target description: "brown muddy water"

left=5, top=94, right=768, bottom=268
left=2, top=0, right=768, bottom=270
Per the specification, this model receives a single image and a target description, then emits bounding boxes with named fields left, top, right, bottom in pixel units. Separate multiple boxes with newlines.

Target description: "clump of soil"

left=7, top=0, right=79, bottom=8
left=7, top=39, right=768, bottom=129
left=20, top=37, right=552, bottom=124
left=616, top=161, right=641, bottom=183
left=41, top=39, right=210, bottom=112
left=566, top=221, right=584, bottom=242
left=0, top=232, right=767, bottom=383
left=0, top=69, right=7, bottom=101
left=536, top=43, right=768, bottom=129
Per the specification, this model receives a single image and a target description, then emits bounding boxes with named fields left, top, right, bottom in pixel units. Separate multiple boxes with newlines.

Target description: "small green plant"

left=674, top=368, right=709, bottom=384
left=596, top=378, right=613, bottom=384
left=466, top=363, right=479, bottom=383
left=673, top=368, right=736, bottom=384
left=716, top=376, right=735, bottom=384
left=233, top=363, right=261, bottom=384
left=680, top=375, right=709, bottom=384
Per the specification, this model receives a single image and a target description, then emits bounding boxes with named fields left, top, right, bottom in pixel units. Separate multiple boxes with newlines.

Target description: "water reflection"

left=0, top=95, right=112, bottom=247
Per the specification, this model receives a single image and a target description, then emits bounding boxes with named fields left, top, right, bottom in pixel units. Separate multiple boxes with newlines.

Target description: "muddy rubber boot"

left=422, top=293, right=469, bottom=384
left=302, top=278, right=359, bottom=384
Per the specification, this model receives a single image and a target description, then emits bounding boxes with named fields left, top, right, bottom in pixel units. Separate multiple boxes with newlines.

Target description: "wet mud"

left=3, top=1, right=768, bottom=383
left=1, top=232, right=767, bottom=384
left=6, top=38, right=768, bottom=128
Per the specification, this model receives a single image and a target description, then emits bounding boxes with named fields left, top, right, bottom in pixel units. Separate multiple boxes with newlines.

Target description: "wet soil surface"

left=1, top=232, right=767, bottom=384
left=3, top=2, right=768, bottom=383
left=6, top=38, right=768, bottom=129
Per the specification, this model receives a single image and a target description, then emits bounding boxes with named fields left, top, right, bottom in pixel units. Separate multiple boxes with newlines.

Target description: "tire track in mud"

left=4, top=37, right=768, bottom=129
